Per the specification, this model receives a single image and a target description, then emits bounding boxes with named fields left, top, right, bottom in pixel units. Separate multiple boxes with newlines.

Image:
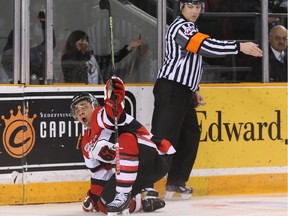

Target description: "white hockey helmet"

left=70, top=92, right=99, bottom=119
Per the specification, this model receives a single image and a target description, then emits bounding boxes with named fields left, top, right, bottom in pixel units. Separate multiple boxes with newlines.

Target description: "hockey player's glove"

left=104, top=76, right=125, bottom=106
left=82, top=190, right=99, bottom=212
left=104, top=76, right=125, bottom=120
left=90, top=139, right=116, bottom=163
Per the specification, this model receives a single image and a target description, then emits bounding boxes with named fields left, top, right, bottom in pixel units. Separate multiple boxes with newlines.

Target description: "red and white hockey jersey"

left=81, top=101, right=175, bottom=197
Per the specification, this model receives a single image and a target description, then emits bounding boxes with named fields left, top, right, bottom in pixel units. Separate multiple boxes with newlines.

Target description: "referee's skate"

left=165, top=185, right=193, bottom=200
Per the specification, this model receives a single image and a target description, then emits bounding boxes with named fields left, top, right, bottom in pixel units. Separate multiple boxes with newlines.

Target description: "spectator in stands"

left=246, top=25, right=287, bottom=82
left=213, top=0, right=281, bottom=81
left=1, top=30, right=13, bottom=83
left=61, top=30, right=143, bottom=84
left=1, top=9, right=56, bottom=84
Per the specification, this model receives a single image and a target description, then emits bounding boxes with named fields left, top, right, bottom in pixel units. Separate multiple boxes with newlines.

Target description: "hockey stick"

left=99, top=0, right=120, bottom=175
left=99, top=0, right=115, bottom=71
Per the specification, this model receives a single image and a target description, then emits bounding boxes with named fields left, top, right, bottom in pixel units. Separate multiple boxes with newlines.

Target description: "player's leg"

left=139, top=154, right=172, bottom=212
left=106, top=132, right=139, bottom=215
left=96, top=175, right=136, bottom=215
left=103, top=132, right=172, bottom=213
left=130, top=145, right=171, bottom=212
left=99, top=152, right=170, bottom=213
left=139, top=151, right=168, bottom=199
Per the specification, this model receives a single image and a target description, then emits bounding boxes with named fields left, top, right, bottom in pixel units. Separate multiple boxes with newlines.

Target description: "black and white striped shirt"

left=157, top=15, right=240, bottom=91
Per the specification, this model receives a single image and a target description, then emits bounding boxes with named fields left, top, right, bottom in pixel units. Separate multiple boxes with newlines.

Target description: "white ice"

left=0, top=193, right=287, bottom=216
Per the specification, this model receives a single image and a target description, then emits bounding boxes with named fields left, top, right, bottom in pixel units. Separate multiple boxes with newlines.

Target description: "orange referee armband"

left=186, top=32, right=209, bottom=53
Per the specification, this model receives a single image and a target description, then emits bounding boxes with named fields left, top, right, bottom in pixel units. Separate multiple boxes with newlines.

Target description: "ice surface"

left=0, top=193, right=287, bottom=216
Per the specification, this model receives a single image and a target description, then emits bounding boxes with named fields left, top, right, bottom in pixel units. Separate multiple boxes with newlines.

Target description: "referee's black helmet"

left=179, top=0, right=205, bottom=12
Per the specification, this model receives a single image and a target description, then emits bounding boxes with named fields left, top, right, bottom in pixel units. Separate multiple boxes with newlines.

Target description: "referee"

left=151, top=0, right=262, bottom=199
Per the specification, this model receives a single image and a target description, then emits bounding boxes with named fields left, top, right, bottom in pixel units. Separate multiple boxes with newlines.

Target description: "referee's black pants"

left=151, top=78, right=201, bottom=186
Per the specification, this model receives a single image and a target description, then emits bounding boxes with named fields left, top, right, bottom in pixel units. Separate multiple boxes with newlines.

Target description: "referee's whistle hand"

left=240, top=42, right=263, bottom=57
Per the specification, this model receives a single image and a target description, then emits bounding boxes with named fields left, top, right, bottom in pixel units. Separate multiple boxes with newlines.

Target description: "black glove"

left=82, top=190, right=99, bottom=212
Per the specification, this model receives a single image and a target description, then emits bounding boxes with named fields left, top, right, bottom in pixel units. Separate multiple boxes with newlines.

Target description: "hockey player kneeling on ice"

left=70, top=76, right=176, bottom=215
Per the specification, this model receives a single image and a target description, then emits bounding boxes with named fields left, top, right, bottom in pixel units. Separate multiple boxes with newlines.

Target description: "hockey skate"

left=142, top=198, right=165, bottom=212
left=165, top=185, right=193, bottom=200
left=106, top=192, right=131, bottom=216
left=141, top=187, right=159, bottom=199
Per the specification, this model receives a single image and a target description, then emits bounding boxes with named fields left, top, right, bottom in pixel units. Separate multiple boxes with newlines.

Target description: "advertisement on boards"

left=0, top=88, right=136, bottom=181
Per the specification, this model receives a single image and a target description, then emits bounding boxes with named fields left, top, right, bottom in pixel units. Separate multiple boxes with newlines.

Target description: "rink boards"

left=0, top=83, right=287, bottom=204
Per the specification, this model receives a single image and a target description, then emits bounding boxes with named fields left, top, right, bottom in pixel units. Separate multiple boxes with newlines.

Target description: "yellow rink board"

left=1, top=172, right=286, bottom=205
left=195, top=85, right=287, bottom=168
left=0, top=85, right=287, bottom=204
